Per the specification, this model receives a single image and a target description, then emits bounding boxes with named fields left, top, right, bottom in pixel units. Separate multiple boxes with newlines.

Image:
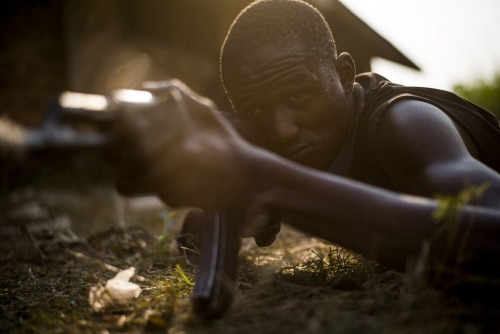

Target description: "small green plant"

left=430, top=183, right=490, bottom=282
left=433, top=183, right=489, bottom=248
left=175, top=263, right=194, bottom=287
left=276, top=247, right=366, bottom=288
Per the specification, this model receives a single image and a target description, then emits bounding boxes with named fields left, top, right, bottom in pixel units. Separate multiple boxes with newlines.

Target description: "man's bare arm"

left=244, top=147, right=500, bottom=272
left=251, top=99, right=500, bottom=273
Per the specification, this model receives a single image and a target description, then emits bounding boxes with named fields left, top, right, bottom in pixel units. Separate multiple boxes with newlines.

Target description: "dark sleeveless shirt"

left=345, top=73, right=500, bottom=190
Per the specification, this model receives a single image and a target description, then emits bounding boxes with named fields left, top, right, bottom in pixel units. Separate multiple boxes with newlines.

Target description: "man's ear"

left=336, top=52, right=356, bottom=94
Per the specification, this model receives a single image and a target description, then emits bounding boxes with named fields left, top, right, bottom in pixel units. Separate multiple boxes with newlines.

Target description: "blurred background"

left=1, top=0, right=499, bottom=126
left=344, top=0, right=500, bottom=91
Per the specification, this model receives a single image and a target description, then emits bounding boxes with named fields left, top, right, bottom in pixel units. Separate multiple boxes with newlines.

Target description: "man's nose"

left=270, top=107, right=299, bottom=144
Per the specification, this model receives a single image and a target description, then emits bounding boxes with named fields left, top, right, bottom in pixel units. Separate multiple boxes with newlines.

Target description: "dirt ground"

left=1, top=188, right=500, bottom=334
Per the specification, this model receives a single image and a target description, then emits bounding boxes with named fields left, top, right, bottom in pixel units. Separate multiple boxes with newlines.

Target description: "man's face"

left=224, top=41, right=352, bottom=170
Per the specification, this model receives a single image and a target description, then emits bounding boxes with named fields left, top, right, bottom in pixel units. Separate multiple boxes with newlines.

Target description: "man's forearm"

left=246, top=148, right=500, bottom=272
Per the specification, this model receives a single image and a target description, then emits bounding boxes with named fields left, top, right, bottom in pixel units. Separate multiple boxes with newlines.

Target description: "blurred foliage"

left=453, top=73, right=500, bottom=118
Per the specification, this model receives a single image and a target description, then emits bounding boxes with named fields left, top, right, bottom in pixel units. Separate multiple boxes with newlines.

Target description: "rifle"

left=0, top=89, right=267, bottom=319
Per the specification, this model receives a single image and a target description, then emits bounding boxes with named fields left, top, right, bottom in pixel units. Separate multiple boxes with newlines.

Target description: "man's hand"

left=112, top=80, right=258, bottom=210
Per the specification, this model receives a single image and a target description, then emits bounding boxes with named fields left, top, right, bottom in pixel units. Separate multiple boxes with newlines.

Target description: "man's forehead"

left=231, top=38, right=316, bottom=77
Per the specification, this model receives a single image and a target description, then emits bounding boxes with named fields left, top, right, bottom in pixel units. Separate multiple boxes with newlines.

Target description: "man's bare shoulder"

left=375, top=99, right=469, bottom=169
left=371, top=99, right=500, bottom=199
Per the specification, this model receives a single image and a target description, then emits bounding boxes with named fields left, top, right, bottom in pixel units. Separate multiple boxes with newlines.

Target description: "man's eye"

left=246, top=107, right=263, bottom=118
left=289, top=91, right=310, bottom=103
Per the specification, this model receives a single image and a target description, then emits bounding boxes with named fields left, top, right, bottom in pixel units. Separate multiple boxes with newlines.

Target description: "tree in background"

left=454, top=74, right=500, bottom=118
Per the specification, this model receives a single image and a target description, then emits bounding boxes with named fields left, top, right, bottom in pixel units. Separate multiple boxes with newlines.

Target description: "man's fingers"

left=254, top=222, right=281, bottom=247
left=240, top=211, right=281, bottom=247
left=240, top=213, right=269, bottom=238
left=142, top=79, right=217, bottom=111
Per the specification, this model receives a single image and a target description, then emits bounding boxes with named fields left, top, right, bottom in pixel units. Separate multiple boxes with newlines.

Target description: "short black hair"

left=220, top=0, right=337, bottom=91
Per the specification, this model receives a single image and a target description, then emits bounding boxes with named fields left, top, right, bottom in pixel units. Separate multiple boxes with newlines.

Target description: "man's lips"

left=282, top=143, right=312, bottom=160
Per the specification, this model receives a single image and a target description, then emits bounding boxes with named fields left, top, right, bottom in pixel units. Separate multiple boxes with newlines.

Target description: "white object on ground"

left=89, top=267, right=142, bottom=312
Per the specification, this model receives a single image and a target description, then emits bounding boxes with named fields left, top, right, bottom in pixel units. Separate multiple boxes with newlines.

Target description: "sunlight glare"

left=59, top=92, right=109, bottom=111
left=113, top=89, right=154, bottom=104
